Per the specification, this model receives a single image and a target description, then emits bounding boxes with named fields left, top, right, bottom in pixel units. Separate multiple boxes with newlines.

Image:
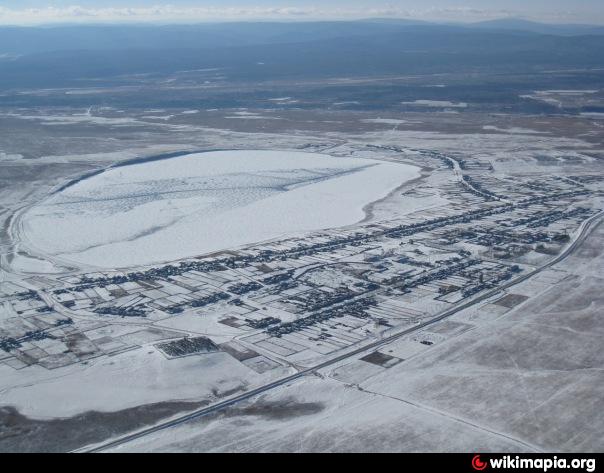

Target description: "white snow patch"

left=0, top=348, right=285, bottom=418
left=362, top=118, right=409, bottom=125
left=225, top=115, right=281, bottom=120
left=538, top=89, right=598, bottom=95
left=0, top=152, right=23, bottom=161
left=580, top=112, right=604, bottom=119
left=10, top=253, right=62, bottom=274
left=482, top=126, right=550, bottom=135
left=142, top=115, right=175, bottom=121
left=7, top=112, right=145, bottom=127
left=401, top=100, right=467, bottom=108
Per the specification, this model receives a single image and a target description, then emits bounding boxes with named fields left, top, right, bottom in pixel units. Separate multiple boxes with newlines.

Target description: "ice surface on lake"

left=22, top=150, right=419, bottom=268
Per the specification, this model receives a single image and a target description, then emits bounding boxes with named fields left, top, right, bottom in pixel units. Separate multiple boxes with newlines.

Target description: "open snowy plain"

left=0, top=69, right=602, bottom=453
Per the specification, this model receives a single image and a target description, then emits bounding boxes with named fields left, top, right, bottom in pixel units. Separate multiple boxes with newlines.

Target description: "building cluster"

left=157, top=336, right=219, bottom=358
left=1, top=148, right=601, bottom=372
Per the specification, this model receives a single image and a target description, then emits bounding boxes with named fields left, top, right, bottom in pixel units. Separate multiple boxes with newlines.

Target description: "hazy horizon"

left=1, top=1, right=604, bottom=26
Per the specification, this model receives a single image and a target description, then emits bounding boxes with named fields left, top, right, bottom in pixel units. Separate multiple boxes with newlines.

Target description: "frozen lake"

left=22, top=150, right=420, bottom=268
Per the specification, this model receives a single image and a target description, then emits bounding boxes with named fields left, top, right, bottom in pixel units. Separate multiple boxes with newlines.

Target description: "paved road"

left=79, top=210, right=604, bottom=453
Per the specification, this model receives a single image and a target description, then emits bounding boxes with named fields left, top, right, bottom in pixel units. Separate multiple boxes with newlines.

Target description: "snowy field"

left=401, top=100, right=468, bottom=108
left=21, top=150, right=419, bottom=268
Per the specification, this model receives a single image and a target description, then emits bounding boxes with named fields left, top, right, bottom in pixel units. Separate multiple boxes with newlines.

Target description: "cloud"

left=0, top=4, right=592, bottom=25
left=0, top=6, right=317, bottom=23
left=419, top=7, right=515, bottom=19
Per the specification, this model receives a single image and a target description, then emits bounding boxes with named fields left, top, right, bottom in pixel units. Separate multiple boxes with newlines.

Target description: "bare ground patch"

left=0, top=400, right=209, bottom=453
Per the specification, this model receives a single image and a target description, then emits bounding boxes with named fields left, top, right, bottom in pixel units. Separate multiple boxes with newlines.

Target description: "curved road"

left=78, top=210, right=604, bottom=453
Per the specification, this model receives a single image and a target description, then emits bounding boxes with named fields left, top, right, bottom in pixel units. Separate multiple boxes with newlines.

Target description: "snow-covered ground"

left=0, top=152, right=23, bottom=161
left=482, top=125, right=550, bottom=135
left=361, top=118, right=409, bottom=125
left=401, top=100, right=468, bottom=108
left=9, top=253, right=63, bottom=274
left=20, top=150, right=419, bottom=268
left=0, top=347, right=289, bottom=418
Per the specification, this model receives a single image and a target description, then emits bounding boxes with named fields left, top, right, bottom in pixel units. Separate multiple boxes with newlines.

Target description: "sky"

left=1, top=1, right=603, bottom=26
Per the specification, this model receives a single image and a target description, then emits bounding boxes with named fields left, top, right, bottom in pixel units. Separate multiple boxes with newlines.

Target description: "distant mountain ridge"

left=469, top=18, right=604, bottom=35
left=0, top=20, right=603, bottom=91
left=1, top=19, right=604, bottom=56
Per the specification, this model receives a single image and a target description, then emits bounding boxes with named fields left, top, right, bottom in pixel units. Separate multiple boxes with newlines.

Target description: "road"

left=77, top=209, right=604, bottom=453
left=444, top=155, right=511, bottom=204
